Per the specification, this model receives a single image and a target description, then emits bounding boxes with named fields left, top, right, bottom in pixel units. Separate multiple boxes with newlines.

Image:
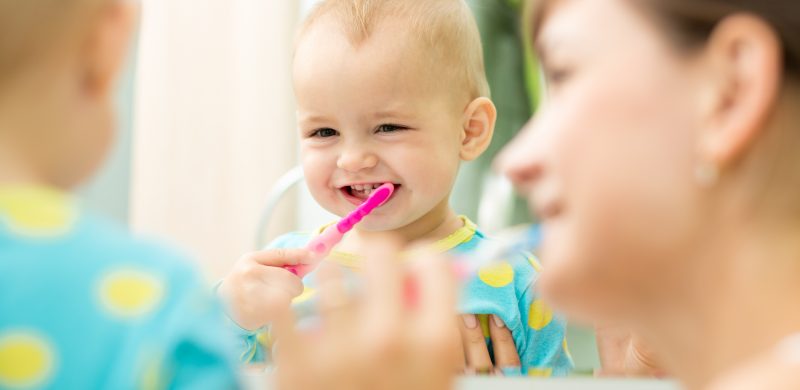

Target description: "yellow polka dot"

left=477, top=315, right=491, bottom=339
left=528, top=300, right=553, bottom=330
left=99, top=270, right=164, bottom=318
left=478, top=261, right=514, bottom=288
left=292, top=287, right=316, bottom=305
left=257, top=331, right=272, bottom=348
left=139, top=357, right=165, bottom=390
left=0, top=186, right=76, bottom=237
left=528, top=367, right=553, bottom=377
left=527, top=255, right=543, bottom=273
left=0, top=331, right=55, bottom=388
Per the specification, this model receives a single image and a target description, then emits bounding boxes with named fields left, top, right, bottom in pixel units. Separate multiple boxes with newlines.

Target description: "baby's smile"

left=339, top=182, right=402, bottom=205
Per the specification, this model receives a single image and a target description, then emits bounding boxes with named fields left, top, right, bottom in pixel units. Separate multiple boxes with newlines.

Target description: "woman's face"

left=499, top=0, right=710, bottom=322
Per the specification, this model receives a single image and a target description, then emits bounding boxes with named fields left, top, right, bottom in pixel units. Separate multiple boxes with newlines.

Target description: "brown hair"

left=529, top=0, right=800, bottom=80
left=0, top=0, right=106, bottom=86
left=641, top=0, right=800, bottom=78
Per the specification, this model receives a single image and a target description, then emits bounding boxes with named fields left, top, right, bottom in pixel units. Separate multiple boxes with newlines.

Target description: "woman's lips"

left=537, top=203, right=564, bottom=220
left=532, top=195, right=564, bottom=221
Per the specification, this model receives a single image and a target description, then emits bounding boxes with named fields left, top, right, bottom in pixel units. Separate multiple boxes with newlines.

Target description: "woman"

left=275, top=0, right=800, bottom=389
left=499, top=0, right=800, bottom=388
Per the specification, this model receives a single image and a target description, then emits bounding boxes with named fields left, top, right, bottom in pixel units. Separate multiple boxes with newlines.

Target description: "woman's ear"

left=460, top=97, right=497, bottom=161
left=82, top=1, right=138, bottom=99
left=696, top=14, right=783, bottom=168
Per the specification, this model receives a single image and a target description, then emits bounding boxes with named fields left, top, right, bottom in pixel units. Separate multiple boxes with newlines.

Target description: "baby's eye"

left=310, top=128, right=339, bottom=138
left=375, top=124, right=408, bottom=133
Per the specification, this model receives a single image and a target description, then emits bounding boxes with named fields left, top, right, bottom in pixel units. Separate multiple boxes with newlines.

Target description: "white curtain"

left=131, top=0, right=299, bottom=279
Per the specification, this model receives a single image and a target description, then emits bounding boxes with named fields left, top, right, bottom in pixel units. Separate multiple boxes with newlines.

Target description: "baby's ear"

left=460, top=97, right=497, bottom=161
left=81, top=1, right=138, bottom=99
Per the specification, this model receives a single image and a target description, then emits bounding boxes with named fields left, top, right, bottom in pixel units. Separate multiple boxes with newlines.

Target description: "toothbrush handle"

left=307, top=224, right=345, bottom=257
left=283, top=184, right=393, bottom=278
left=283, top=224, right=344, bottom=278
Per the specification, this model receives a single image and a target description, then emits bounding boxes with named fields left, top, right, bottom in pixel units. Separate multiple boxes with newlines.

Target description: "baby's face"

left=294, top=18, right=465, bottom=231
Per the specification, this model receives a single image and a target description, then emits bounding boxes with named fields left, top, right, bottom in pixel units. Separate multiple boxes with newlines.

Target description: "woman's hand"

left=271, top=241, right=460, bottom=390
left=457, top=314, right=521, bottom=375
left=594, top=324, right=665, bottom=377
left=217, top=249, right=308, bottom=330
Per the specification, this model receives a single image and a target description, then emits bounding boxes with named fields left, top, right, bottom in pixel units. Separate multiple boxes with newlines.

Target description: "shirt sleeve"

left=143, top=258, right=241, bottom=390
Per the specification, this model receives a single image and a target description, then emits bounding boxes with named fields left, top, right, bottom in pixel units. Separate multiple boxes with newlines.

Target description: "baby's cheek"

left=411, top=163, right=452, bottom=198
left=301, top=160, right=336, bottom=204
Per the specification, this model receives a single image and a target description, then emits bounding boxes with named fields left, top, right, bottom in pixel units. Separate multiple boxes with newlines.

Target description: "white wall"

left=79, top=51, right=137, bottom=223
left=131, top=0, right=300, bottom=279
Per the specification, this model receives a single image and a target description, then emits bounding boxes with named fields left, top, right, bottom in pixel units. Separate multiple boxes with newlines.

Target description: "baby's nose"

left=336, top=147, right=379, bottom=172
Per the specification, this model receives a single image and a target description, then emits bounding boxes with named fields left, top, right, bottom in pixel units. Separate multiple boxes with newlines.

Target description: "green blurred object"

left=453, top=0, right=540, bottom=227
left=454, top=0, right=601, bottom=374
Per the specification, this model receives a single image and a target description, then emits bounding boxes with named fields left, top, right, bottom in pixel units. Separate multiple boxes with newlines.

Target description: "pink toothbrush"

left=285, top=183, right=395, bottom=277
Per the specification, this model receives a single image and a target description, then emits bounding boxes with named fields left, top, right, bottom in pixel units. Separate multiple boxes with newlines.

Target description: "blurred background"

left=79, top=0, right=599, bottom=374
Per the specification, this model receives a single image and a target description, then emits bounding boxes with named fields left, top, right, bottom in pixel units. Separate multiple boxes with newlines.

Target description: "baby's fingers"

left=247, top=248, right=311, bottom=267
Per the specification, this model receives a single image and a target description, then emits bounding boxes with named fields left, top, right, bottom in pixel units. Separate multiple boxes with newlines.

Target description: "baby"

left=0, top=0, right=238, bottom=388
left=224, top=0, right=572, bottom=376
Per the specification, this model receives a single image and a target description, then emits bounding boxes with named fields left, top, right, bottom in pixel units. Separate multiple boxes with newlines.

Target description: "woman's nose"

left=336, top=145, right=379, bottom=173
left=495, top=120, right=544, bottom=191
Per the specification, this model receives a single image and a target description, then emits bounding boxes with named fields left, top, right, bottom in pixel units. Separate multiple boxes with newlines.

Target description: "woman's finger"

left=459, top=314, right=493, bottom=373
left=452, top=317, right=467, bottom=372
left=316, top=262, right=355, bottom=332
left=410, top=246, right=455, bottom=323
left=272, top=302, right=323, bottom=390
left=489, top=314, right=522, bottom=371
left=363, top=238, right=404, bottom=332
left=407, top=249, right=459, bottom=389
left=270, top=302, right=302, bottom=365
left=408, top=249, right=461, bottom=374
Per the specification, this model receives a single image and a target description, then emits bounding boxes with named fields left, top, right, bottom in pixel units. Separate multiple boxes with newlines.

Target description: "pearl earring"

left=695, top=161, right=719, bottom=187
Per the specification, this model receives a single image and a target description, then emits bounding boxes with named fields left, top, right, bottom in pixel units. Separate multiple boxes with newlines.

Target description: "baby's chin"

left=352, top=216, right=407, bottom=233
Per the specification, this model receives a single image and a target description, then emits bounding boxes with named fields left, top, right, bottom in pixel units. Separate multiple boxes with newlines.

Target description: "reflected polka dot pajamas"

left=238, top=216, right=574, bottom=376
left=0, top=186, right=238, bottom=389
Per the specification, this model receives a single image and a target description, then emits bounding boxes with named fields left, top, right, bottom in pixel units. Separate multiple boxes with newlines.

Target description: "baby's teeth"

left=348, top=183, right=385, bottom=196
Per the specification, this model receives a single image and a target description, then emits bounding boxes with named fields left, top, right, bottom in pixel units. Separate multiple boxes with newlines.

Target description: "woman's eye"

left=376, top=124, right=407, bottom=133
left=545, top=67, right=572, bottom=87
left=311, top=128, right=339, bottom=138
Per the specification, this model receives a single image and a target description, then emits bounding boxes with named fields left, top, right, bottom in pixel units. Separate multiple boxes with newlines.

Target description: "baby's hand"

left=218, top=249, right=309, bottom=331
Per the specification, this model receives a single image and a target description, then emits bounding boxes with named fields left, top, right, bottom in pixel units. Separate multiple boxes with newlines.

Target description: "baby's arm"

left=516, top=256, right=574, bottom=376
left=217, top=235, right=310, bottom=363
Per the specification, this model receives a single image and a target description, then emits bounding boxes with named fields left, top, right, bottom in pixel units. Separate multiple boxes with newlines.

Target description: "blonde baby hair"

left=300, top=0, right=491, bottom=100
